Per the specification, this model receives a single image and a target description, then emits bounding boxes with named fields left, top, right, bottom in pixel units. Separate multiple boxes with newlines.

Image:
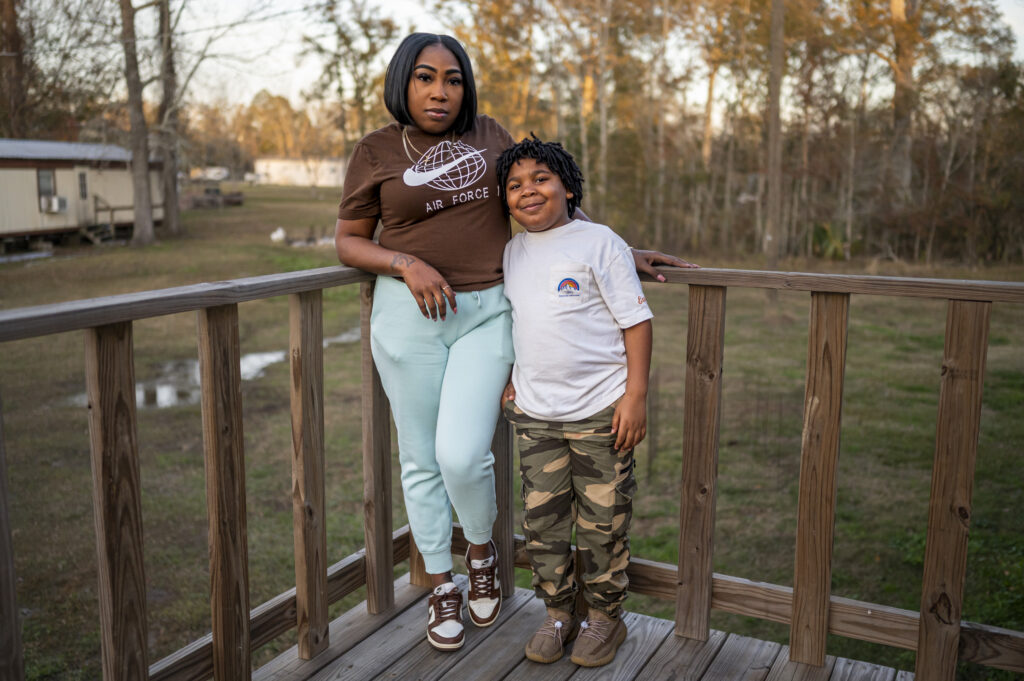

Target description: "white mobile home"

left=0, top=138, right=163, bottom=242
left=253, top=157, right=346, bottom=187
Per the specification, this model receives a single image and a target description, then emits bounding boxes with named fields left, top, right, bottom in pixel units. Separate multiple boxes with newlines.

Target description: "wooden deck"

left=255, top=575, right=913, bottom=681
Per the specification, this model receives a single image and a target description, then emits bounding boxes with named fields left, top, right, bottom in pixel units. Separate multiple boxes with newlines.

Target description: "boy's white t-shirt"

left=502, top=219, right=653, bottom=422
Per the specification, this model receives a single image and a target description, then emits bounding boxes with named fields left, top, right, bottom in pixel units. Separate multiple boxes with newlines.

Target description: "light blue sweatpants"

left=370, top=275, right=514, bottom=574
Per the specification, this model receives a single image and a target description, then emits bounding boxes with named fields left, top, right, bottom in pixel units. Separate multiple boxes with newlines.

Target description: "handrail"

left=3, top=267, right=1022, bottom=343
left=0, top=266, right=372, bottom=342
left=1, top=266, right=1022, bottom=680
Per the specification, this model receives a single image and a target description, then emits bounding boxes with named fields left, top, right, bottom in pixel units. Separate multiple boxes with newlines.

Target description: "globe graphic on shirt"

left=403, top=140, right=487, bottom=191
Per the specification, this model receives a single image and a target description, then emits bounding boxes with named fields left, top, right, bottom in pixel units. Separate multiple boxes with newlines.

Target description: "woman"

left=334, top=32, right=694, bottom=651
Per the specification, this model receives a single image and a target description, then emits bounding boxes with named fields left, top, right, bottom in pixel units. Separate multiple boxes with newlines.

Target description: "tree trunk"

left=890, top=0, right=918, bottom=206
left=0, top=0, right=25, bottom=137
left=158, top=0, right=180, bottom=236
left=721, top=115, right=735, bottom=251
left=764, top=0, right=784, bottom=266
left=596, top=0, right=609, bottom=219
left=120, top=0, right=155, bottom=246
left=701, top=64, right=717, bottom=169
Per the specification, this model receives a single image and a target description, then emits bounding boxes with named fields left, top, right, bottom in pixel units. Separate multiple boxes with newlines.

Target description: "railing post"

left=916, top=299, right=991, bottom=681
left=197, top=305, right=251, bottom=680
left=288, top=291, right=329, bottom=659
left=791, top=292, right=849, bottom=665
left=676, top=284, right=727, bottom=640
left=360, top=281, right=395, bottom=613
left=84, top=322, right=150, bottom=680
left=0, top=391, right=25, bottom=681
left=491, top=415, right=515, bottom=598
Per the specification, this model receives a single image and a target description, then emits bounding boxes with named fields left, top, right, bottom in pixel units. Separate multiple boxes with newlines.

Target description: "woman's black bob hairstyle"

left=384, top=33, right=478, bottom=135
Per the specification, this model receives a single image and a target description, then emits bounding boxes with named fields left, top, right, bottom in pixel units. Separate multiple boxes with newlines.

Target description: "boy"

left=496, top=135, right=652, bottom=667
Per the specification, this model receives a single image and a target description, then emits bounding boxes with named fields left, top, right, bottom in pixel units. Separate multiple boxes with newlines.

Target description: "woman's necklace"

left=402, top=125, right=456, bottom=163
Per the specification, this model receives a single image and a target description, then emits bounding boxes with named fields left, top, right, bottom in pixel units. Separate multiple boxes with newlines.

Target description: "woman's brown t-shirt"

left=338, top=115, right=516, bottom=291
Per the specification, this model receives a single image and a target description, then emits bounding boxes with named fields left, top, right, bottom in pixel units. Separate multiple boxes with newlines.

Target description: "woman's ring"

left=442, top=285, right=452, bottom=292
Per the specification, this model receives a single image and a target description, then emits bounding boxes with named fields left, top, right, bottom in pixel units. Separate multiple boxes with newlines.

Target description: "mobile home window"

left=37, top=169, right=56, bottom=198
left=78, top=171, right=88, bottom=199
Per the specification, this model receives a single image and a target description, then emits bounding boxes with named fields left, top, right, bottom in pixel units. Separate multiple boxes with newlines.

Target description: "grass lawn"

left=1, top=185, right=1021, bottom=679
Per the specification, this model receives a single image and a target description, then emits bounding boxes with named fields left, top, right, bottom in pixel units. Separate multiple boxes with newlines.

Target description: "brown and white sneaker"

left=525, top=607, right=578, bottom=664
left=465, top=539, right=501, bottom=627
left=569, top=609, right=627, bottom=667
left=427, top=582, right=464, bottom=650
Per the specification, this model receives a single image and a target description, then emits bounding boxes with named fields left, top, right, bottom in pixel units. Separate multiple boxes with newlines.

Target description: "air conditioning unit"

left=40, top=196, right=68, bottom=213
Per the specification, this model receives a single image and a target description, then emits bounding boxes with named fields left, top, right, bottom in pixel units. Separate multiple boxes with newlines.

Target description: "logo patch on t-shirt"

left=403, top=140, right=487, bottom=191
left=557, top=278, right=581, bottom=297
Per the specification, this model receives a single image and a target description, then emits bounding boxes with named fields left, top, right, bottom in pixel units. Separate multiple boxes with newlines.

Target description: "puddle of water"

left=67, top=326, right=360, bottom=409
left=0, top=251, right=53, bottom=265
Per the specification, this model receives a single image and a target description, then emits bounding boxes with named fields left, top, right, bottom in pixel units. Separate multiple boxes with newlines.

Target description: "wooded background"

left=2, top=0, right=1021, bottom=262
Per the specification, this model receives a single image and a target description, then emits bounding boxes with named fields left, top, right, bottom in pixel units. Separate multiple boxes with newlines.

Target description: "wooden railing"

left=0, top=266, right=1022, bottom=681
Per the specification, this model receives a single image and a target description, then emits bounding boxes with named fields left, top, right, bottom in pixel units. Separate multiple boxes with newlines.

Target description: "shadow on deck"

left=256, top=574, right=912, bottom=681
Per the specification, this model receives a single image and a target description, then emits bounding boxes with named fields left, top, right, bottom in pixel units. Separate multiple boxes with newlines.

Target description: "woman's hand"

left=333, top=219, right=457, bottom=321
left=393, top=254, right=458, bottom=321
left=632, top=249, right=699, bottom=282
left=501, top=381, right=516, bottom=407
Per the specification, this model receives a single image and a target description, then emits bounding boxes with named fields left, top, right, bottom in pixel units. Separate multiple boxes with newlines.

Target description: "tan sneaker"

left=569, top=609, right=627, bottom=667
left=524, top=607, right=578, bottom=664
left=427, top=582, right=464, bottom=650
left=465, top=539, right=501, bottom=627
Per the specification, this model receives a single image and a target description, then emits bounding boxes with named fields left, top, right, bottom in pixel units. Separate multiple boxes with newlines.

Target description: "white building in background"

left=0, top=138, right=163, bottom=241
left=253, top=157, right=346, bottom=188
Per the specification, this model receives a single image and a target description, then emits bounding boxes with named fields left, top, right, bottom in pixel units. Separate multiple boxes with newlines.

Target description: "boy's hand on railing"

left=612, top=393, right=647, bottom=452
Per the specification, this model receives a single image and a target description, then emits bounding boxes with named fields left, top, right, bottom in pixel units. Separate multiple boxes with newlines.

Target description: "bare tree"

left=764, top=0, right=784, bottom=264
left=0, top=0, right=26, bottom=137
left=119, top=0, right=155, bottom=246
left=157, top=0, right=180, bottom=236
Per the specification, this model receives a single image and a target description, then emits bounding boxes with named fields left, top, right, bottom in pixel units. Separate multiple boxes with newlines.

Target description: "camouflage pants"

left=504, top=400, right=636, bottom=616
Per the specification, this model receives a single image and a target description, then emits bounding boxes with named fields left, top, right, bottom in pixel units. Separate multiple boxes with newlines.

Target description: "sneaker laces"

left=431, top=585, right=461, bottom=621
left=469, top=557, right=496, bottom=595
left=578, top=617, right=612, bottom=642
left=538, top=615, right=567, bottom=641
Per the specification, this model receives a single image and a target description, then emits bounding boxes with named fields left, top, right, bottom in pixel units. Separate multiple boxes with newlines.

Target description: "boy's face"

left=504, top=158, right=573, bottom=233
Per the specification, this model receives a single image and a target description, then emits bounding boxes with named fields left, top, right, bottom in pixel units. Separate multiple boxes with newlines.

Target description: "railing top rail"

left=654, top=267, right=1024, bottom=303
left=2, top=266, right=1022, bottom=344
left=0, top=266, right=373, bottom=343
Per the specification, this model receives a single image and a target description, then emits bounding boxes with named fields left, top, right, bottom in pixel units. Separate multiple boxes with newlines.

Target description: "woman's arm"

left=335, top=218, right=457, bottom=321
left=631, top=249, right=699, bottom=282
left=573, top=207, right=698, bottom=281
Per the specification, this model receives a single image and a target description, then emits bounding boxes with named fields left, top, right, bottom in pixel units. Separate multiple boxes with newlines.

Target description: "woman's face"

left=406, top=43, right=464, bottom=134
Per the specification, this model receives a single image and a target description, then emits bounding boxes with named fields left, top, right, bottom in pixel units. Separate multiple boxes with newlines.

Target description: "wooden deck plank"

left=639, top=628, right=728, bottom=679
left=372, top=588, right=533, bottom=681
left=701, top=634, right=782, bottom=681
left=306, top=575, right=468, bottom=681
left=765, top=645, right=835, bottom=680
left=571, top=611, right=674, bottom=681
left=255, top=573, right=919, bottom=681
left=253, top=574, right=429, bottom=681
left=436, top=596, right=547, bottom=681
left=828, top=659, right=896, bottom=681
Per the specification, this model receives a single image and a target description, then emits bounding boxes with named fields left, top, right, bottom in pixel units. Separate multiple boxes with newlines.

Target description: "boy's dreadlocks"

left=496, top=133, right=585, bottom=218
